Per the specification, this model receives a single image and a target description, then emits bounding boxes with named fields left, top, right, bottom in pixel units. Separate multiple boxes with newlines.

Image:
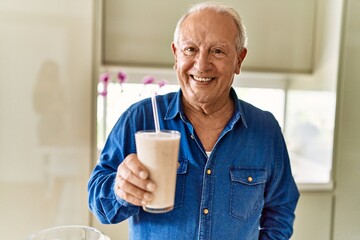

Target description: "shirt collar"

left=164, top=90, right=182, bottom=120
left=164, top=88, right=248, bottom=128
left=230, top=88, right=248, bottom=128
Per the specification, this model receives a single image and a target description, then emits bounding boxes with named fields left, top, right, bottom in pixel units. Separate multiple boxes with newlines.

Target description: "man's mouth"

left=191, top=75, right=213, bottom=82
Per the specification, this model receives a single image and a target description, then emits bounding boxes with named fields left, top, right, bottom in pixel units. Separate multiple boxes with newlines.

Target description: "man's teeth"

left=193, top=76, right=212, bottom=82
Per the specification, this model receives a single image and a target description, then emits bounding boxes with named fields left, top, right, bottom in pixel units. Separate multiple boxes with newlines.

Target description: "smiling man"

left=171, top=5, right=248, bottom=152
left=88, top=2, right=300, bottom=240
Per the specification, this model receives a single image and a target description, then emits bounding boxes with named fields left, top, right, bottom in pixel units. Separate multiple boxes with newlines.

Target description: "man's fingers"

left=115, top=177, right=152, bottom=205
left=118, top=154, right=155, bottom=192
left=114, top=154, right=157, bottom=206
left=124, top=154, right=149, bottom=179
left=115, top=187, right=146, bottom=206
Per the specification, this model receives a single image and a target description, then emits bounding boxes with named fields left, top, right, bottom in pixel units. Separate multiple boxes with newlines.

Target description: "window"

left=234, top=87, right=285, bottom=128
left=97, top=82, right=179, bottom=149
left=285, top=90, right=336, bottom=184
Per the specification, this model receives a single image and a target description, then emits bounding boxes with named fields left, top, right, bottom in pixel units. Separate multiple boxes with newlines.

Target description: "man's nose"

left=194, top=51, right=212, bottom=72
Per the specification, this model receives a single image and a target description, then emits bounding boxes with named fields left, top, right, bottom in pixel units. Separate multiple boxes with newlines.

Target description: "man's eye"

left=210, top=49, right=227, bottom=59
left=182, top=47, right=196, bottom=55
left=211, top=49, right=225, bottom=55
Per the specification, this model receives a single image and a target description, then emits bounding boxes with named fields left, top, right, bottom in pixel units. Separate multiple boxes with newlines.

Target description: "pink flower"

left=117, top=71, right=127, bottom=93
left=117, top=71, right=127, bottom=83
left=142, top=75, right=155, bottom=85
left=99, top=90, right=108, bottom=97
left=100, top=72, right=110, bottom=83
left=98, top=71, right=166, bottom=97
left=99, top=72, right=110, bottom=97
left=157, top=79, right=167, bottom=88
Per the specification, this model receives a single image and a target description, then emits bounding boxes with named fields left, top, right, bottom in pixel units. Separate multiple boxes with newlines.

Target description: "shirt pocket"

left=173, top=158, right=188, bottom=209
left=229, top=167, right=267, bottom=221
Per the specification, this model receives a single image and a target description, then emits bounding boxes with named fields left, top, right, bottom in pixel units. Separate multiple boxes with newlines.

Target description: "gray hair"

left=173, top=2, right=248, bottom=51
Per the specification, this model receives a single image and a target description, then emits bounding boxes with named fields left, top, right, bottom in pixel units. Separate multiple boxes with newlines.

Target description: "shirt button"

left=190, top=135, right=195, bottom=139
left=248, top=176, right=253, bottom=182
left=206, top=169, right=212, bottom=175
left=203, top=208, right=209, bottom=215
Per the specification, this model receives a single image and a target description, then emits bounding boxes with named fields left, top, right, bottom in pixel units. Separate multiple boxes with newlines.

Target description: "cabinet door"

left=292, top=192, right=332, bottom=240
left=103, top=0, right=316, bottom=73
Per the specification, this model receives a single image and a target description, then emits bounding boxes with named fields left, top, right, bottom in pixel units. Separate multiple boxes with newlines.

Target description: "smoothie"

left=135, top=130, right=181, bottom=213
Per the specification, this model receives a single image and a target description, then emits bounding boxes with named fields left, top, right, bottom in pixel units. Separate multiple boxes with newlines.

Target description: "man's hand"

left=114, top=153, right=156, bottom=206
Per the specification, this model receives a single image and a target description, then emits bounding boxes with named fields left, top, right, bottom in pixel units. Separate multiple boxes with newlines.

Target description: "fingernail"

left=146, top=182, right=156, bottom=191
left=141, top=200, right=148, bottom=206
left=139, top=171, right=148, bottom=179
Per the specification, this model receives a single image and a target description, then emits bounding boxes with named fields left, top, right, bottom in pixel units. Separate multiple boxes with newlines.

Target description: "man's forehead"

left=178, top=39, right=230, bottom=47
left=180, top=10, right=237, bottom=34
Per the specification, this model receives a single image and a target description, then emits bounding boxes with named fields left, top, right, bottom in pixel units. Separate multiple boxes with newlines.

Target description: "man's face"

left=172, top=9, right=247, bottom=106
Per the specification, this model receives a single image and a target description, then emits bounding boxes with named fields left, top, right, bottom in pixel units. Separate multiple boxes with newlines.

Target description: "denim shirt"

left=88, top=88, right=300, bottom=240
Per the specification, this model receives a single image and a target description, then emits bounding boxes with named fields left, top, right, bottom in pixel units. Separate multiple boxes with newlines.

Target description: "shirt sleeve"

left=259, top=127, right=300, bottom=239
left=87, top=109, right=141, bottom=224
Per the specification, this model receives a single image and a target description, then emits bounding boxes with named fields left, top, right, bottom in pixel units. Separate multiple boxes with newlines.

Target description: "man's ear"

left=171, top=42, right=177, bottom=59
left=171, top=42, right=178, bottom=69
left=235, top=48, right=247, bottom=74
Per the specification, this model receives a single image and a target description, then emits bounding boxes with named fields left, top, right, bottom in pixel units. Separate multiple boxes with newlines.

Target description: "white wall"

left=0, top=1, right=93, bottom=239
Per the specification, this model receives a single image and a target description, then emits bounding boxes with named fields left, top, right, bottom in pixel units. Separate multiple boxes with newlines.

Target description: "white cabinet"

left=103, top=0, right=316, bottom=73
left=292, top=192, right=333, bottom=240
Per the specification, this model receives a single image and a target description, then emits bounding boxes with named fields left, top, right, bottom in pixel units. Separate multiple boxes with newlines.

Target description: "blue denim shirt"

left=88, top=88, right=300, bottom=240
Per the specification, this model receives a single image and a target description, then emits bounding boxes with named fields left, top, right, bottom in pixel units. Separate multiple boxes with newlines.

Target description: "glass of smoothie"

left=135, top=130, right=181, bottom=213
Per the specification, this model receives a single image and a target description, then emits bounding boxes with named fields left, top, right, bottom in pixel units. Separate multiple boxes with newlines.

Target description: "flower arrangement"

left=98, top=70, right=167, bottom=97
